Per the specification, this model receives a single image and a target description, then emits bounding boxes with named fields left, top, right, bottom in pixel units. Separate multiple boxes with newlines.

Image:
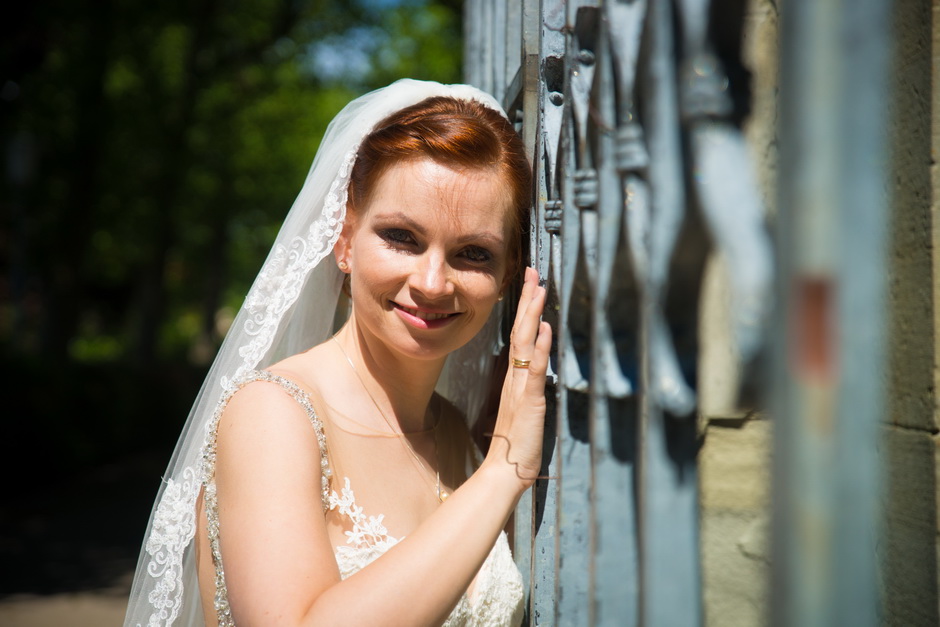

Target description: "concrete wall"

left=700, top=418, right=772, bottom=627
left=882, top=1, right=939, bottom=626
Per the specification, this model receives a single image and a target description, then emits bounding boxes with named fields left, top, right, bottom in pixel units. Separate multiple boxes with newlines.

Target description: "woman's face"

left=336, top=158, right=514, bottom=362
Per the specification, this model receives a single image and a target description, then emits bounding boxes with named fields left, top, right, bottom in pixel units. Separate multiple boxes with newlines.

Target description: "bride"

left=124, top=79, right=551, bottom=627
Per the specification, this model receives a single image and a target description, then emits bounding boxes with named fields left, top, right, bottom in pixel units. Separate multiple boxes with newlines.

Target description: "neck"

left=332, top=320, right=446, bottom=433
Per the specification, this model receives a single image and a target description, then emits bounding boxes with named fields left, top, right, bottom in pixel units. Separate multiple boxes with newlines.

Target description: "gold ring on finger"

left=511, top=358, right=531, bottom=369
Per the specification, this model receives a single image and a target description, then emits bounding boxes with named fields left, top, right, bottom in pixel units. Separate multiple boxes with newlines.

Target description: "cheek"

left=352, top=239, right=406, bottom=276
left=454, top=271, right=503, bottom=303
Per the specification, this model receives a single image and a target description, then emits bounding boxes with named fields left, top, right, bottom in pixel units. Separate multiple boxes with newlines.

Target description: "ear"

left=333, top=214, right=356, bottom=273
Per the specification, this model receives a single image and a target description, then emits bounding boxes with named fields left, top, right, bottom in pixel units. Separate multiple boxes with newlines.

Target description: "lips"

left=397, top=305, right=455, bottom=321
left=392, top=302, right=461, bottom=329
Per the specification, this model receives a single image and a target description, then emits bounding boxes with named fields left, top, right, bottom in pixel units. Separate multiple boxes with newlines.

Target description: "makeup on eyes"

left=376, top=226, right=499, bottom=269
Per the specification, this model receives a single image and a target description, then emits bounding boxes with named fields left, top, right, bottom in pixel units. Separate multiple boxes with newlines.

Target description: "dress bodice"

left=201, top=370, right=525, bottom=627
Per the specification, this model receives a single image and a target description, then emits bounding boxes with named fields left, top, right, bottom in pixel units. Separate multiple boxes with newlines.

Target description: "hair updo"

left=347, top=96, right=531, bottom=281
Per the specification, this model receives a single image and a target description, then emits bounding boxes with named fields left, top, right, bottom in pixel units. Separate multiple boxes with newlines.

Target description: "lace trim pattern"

left=139, top=466, right=200, bottom=627
left=329, top=478, right=401, bottom=578
left=221, top=147, right=357, bottom=392
left=326, top=480, right=524, bottom=627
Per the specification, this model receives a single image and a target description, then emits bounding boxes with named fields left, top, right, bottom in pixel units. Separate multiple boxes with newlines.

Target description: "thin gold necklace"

left=319, top=396, right=437, bottom=438
left=332, top=335, right=448, bottom=502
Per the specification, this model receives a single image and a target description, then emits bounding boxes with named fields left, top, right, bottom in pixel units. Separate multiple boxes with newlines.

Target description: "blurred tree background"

left=0, top=0, right=462, bottom=594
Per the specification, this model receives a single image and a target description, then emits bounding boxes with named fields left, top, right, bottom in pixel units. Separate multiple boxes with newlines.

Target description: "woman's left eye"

left=460, top=246, right=493, bottom=264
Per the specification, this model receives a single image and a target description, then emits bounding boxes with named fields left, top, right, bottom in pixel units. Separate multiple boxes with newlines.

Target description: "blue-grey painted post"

left=512, top=1, right=544, bottom=621
left=491, top=0, right=508, bottom=104
left=589, top=8, right=641, bottom=626
left=638, top=1, right=702, bottom=625
left=553, top=3, right=597, bottom=624
left=773, top=0, right=891, bottom=625
left=527, top=1, right=565, bottom=623
left=505, top=0, right=523, bottom=103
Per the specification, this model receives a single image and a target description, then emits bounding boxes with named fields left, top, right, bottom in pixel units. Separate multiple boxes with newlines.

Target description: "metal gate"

left=464, top=0, right=892, bottom=625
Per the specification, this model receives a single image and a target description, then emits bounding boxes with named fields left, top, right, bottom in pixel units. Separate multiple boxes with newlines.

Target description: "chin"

left=354, top=297, right=497, bottom=362
left=390, top=331, right=474, bottom=362
left=385, top=318, right=490, bottom=363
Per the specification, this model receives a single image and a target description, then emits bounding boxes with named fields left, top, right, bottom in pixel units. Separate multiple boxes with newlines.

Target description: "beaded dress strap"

left=202, top=369, right=332, bottom=507
left=201, top=370, right=332, bottom=627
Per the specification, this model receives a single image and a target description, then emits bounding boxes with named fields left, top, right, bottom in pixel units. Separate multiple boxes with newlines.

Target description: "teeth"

left=401, top=306, right=452, bottom=321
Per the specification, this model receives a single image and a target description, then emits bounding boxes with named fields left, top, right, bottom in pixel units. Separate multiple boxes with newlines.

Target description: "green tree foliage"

left=0, top=3, right=463, bottom=589
left=1, top=0, right=463, bottom=369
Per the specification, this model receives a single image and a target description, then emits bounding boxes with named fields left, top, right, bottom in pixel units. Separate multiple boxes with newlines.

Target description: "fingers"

left=510, top=266, right=539, bottom=336
left=511, top=267, right=546, bottom=356
left=506, top=267, right=551, bottom=401
left=491, top=268, right=552, bottom=480
left=525, top=321, right=552, bottom=395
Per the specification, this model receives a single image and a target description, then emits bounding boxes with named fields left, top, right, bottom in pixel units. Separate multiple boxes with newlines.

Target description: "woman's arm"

left=214, top=268, right=551, bottom=627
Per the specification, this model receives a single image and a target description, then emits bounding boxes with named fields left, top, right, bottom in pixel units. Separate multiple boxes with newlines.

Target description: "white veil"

left=123, top=79, right=509, bottom=627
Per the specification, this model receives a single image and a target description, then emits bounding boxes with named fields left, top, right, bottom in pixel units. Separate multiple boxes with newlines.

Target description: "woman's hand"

left=484, top=266, right=553, bottom=491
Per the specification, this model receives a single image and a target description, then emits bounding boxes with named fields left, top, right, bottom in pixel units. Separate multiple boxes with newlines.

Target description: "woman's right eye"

left=379, top=228, right=416, bottom=247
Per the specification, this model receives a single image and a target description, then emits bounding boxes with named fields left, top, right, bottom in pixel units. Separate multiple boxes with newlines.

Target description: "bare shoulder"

left=261, top=342, right=334, bottom=399
left=216, top=373, right=325, bottom=472
left=222, top=376, right=310, bottom=420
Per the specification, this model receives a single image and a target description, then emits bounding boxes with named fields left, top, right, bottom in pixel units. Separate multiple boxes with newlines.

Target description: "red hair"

left=348, top=96, right=531, bottom=280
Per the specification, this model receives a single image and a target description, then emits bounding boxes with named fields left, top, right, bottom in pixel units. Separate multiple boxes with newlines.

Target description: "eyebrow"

left=373, top=211, right=506, bottom=248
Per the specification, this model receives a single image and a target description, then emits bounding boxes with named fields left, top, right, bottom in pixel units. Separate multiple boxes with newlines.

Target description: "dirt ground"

left=0, top=588, right=128, bottom=626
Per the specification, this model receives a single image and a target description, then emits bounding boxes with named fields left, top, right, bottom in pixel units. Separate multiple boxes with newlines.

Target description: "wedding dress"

left=203, top=370, right=524, bottom=627
left=123, top=79, right=526, bottom=627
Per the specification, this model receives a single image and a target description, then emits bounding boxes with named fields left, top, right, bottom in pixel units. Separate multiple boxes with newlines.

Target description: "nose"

left=409, top=251, right=455, bottom=300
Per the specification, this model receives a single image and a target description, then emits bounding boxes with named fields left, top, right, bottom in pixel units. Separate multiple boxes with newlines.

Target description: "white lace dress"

left=201, top=370, right=525, bottom=627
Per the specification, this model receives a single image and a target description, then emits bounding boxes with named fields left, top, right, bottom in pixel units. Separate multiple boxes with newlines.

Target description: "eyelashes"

left=377, top=228, right=496, bottom=266
left=379, top=228, right=415, bottom=247
left=461, top=246, right=493, bottom=264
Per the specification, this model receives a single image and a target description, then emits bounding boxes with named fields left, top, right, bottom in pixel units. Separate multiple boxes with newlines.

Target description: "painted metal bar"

left=589, top=10, right=640, bottom=626
left=481, top=0, right=495, bottom=95
left=463, top=0, right=481, bottom=88
left=505, top=0, right=523, bottom=99
left=637, top=1, right=702, bottom=625
left=829, top=3, right=891, bottom=623
left=773, top=0, right=891, bottom=625
left=528, top=1, right=567, bottom=622
left=513, top=2, right=543, bottom=622
left=492, top=0, right=508, bottom=104
left=553, top=5, right=596, bottom=624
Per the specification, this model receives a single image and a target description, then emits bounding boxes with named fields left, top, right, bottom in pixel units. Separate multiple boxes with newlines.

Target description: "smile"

left=398, top=305, right=455, bottom=320
left=392, top=302, right=461, bottom=329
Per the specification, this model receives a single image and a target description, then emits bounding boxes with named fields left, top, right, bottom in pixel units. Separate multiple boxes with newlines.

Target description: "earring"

left=497, top=293, right=504, bottom=302
left=338, top=260, right=349, bottom=272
